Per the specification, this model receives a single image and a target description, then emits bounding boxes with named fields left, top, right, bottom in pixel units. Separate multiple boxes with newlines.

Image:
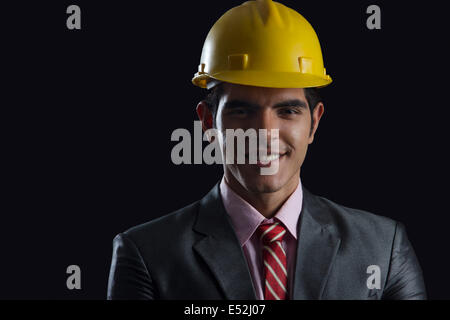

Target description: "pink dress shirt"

left=219, top=176, right=303, bottom=300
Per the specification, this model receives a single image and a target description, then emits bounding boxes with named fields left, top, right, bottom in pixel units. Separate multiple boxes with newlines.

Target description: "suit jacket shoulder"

left=310, top=192, right=397, bottom=247
left=121, top=200, right=201, bottom=251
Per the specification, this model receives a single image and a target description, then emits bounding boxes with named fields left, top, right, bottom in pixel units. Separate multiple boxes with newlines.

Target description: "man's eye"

left=229, top=109, right=248, bottom=115
left=279, top=108, right=300, bottom=115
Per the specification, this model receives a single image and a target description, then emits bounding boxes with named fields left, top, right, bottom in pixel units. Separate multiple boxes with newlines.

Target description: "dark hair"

left=203, top=84, right=322, bottom=135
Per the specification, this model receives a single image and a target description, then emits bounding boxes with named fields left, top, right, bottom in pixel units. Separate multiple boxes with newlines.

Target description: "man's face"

left=213, top=83, right=323, bottom=194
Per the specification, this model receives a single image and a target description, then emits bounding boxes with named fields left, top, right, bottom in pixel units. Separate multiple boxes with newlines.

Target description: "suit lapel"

left=292, top=187, right=341, bottom=299
left=192, top=182, right=341, bottom=300
left=193, top=183, right=257, bottom=300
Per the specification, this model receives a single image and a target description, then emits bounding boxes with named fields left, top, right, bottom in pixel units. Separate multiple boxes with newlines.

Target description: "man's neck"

left=224, top=172, right=300, bottom=219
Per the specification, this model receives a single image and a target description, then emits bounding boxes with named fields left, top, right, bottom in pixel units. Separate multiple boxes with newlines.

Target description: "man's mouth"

left=244, top=151, right=288, bottom=167
left=258, top=153, right=281, bottom=162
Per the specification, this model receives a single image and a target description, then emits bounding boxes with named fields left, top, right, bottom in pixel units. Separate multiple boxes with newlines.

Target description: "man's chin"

left=242, top=175, right=286, bottom=194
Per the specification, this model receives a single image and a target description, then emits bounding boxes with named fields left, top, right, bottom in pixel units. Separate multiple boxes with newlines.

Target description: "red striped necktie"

left=257, top=221, right=288, bottom=300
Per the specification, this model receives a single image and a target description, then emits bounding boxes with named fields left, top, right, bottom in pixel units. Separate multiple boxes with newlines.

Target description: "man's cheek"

left=292, top=128, right=312, bottom=148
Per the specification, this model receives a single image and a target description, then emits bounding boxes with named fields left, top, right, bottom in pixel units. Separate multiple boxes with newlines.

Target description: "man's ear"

left=196, top=101, right=214, bottom=132
left=308, top=102, right=324, bottom=144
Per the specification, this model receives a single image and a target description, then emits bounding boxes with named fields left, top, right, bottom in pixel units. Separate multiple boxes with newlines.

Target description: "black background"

left=2, top=1, right=449, bottom=299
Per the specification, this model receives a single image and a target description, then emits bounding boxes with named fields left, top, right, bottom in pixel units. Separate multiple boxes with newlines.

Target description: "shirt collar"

left=219, top=176, right=303, bottom=247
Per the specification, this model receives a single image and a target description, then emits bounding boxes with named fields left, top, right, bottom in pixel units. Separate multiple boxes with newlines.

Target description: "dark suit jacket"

left=107, top=183, right=426, bottom=300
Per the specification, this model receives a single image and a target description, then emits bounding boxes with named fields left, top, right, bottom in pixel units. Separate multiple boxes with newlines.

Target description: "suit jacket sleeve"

left=382, top=222, right=427, bottom=300
left=107, top=233, right=155, bottom=300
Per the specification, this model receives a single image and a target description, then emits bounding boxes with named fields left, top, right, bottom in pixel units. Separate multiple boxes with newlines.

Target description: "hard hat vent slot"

left=298, top=57, right=313, bottom=74
left=228, top=54, right=249, bottom=70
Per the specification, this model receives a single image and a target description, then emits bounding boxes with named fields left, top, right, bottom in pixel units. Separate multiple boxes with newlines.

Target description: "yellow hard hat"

left=192, top=0, right=332, bottom=89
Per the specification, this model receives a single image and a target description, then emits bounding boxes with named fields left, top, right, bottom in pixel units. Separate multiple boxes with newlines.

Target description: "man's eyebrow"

left=223, top=99, right=308, bottom=110
left=223, top=100, right=260, bottom=110
left=272, top=99, right=308, bottom=109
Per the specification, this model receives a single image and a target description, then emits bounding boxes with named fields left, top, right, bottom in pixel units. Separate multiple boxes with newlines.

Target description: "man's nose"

left=254, top=109, right=278, bottom=139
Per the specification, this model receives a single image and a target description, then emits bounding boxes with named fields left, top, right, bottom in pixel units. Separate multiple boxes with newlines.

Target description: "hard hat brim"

left=193, top=70, right=332, bottom=89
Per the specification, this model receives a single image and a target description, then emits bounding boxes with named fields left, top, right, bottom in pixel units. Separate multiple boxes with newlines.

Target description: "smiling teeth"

left=259, top=154, right=281, bottom=162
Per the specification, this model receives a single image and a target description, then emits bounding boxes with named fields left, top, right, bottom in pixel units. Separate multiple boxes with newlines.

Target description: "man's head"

left=192, top=1, right=331, bottom=199
left=196, top=82, right=324, bottom=194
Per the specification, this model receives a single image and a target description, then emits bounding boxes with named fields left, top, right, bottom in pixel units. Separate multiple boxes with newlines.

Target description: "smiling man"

left=107, top=0, right=426, bottom=300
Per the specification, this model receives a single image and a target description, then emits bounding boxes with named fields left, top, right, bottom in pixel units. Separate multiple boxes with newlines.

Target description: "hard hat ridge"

left=252, top=0, right=283, bottom=27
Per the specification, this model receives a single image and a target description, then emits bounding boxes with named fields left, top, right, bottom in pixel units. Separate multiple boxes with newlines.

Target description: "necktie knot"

left=257, top=221, right=287, bottom=246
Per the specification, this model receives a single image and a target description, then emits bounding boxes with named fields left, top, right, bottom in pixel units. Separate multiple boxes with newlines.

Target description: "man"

left=107, top=0, right=426, bottom=300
